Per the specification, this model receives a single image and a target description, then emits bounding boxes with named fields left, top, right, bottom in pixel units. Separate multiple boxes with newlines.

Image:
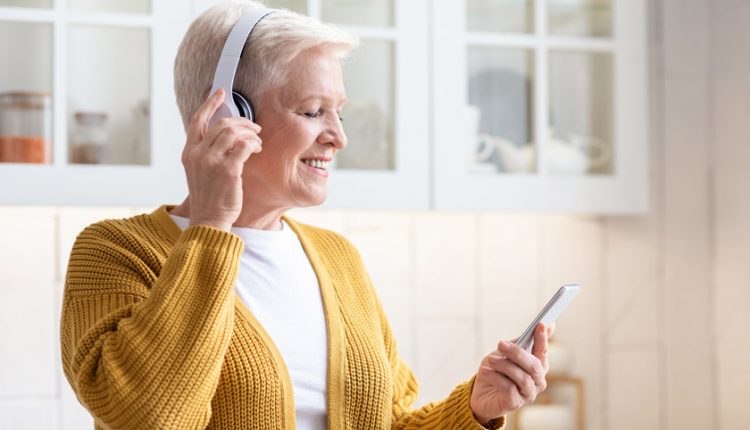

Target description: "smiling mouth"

left=300, top=159, right=330, bottom=171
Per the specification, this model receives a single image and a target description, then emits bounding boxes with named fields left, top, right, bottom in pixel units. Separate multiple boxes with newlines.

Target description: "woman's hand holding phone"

left=470, top=284, right=578, bottom=425
left=181, top=88, right=263, bottom=231
left=470, top=323, right=556, bottom=426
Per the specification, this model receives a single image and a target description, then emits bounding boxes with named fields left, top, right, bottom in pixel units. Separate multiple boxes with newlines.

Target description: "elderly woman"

left=60, top=2, right=553, bottom=429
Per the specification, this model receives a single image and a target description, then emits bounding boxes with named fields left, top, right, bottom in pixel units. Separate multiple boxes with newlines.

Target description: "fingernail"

left=499, top=341, right=510, bottom=349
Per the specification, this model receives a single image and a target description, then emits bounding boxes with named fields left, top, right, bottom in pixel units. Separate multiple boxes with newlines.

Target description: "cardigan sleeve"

left=60, top=221, right=243, bottom=430
left=364, top=276, right=506, bottom=430
left=384, top=310, right=506, bottom=429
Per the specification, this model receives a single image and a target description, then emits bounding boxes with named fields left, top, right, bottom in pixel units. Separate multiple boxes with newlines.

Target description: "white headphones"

left=209, top=6, right=276, bottom=125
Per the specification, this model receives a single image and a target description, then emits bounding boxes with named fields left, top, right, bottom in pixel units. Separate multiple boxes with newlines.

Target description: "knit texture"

left=60, top=205, right=506, bottom=430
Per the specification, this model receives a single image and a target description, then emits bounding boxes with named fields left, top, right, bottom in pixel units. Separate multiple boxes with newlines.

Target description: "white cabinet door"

left=0, top=0, right=191, bottom=205
left=432, top=0, right=649, bottom=213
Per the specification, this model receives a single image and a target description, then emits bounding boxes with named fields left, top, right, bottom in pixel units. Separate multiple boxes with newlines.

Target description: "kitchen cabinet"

left=0, top=0, right=189, bottom=205
left=1, top=0, right=648, bottom=213
left=433, top=0, right=649, bottom=212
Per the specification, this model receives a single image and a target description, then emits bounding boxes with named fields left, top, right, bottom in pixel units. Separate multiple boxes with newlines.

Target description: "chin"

left=300, top=190, right=328, bottom=208
left=289, top=187, right=328, bottom=208
left=305, top=194, right=327, bottom=208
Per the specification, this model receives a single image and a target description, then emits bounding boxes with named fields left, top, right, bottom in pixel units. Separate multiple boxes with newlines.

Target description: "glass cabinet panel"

left=337, top=39, right=395, bottom=170
left=0, top=0, right=192, bottom=206
left=466, top=0, right=533, bottom=34
left=0, top=21, right=53, bottom=164
left=67, top=0, right=151, bottom=14
left=0, top=0, right=51, bottom=8
left=67, top=25, right=150, bottom=165
left=322, top=0, right=393, bottom=27
left=260, top=0, right=306, bottom=14
left=548, top=50, right=613, bottom=175
left=467, top=47, right=534, bottom=174
left=548, top=0, right=612, bottom=37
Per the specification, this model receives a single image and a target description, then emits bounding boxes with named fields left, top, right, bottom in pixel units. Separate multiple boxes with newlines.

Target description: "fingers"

left=532, top=323, right=550, bottom=371
left=479, top=365, right=526, bottom=410
left=498, top=339, right=547, bottom=392
left=187, top=88, right=227, bottom=143
left=210, top=125, right=261, bottom=157
left=225, top=134, right=263, bottom=164
left=547, top=323, right=556, bottom=338
left=203, top=117, right=261, bottom=150
left=497, top=340, right=543, bottom=376
left=487, top=355, right=539, bottom=402
left=184, top=116, right=262, bottom=171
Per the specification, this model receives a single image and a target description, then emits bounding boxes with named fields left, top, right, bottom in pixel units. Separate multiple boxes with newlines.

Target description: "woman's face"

left=244, top=47, right=348, bottom=210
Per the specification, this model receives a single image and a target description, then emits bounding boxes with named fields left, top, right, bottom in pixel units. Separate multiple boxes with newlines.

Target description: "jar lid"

left=0, top=91, right=52, bottom=98
left=0, top=92, right=52, bottom=110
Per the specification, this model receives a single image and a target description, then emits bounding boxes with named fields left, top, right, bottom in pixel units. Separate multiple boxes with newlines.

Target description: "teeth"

left=302, top=159, right=329, bottom=170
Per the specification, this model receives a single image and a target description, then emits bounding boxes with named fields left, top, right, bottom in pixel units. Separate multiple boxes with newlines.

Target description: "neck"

left=171, top=196, right=288, bottom=231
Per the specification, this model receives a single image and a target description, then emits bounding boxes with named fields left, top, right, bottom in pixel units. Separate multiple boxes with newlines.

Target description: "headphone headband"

left=210, top=7, right=276, bottom=123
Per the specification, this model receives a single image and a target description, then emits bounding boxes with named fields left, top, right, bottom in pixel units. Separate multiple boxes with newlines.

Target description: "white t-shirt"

left=169, top=214, right=328, bottom=430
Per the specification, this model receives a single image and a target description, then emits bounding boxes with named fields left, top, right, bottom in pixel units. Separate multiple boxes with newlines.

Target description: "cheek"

left=257, top=140, right=302, bottom=181
left=252, top=120, right=319, bottom=177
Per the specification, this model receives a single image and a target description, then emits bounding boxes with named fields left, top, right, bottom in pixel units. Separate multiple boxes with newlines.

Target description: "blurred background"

left=1, top=0, right=748, bottom=429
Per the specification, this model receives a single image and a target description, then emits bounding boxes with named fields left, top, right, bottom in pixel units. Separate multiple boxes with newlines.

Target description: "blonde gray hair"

left=174, top=1, right=358, bottom=131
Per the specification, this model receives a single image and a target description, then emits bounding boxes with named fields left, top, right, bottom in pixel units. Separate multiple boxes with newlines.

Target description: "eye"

left=302, top=109, right=343, bottom=122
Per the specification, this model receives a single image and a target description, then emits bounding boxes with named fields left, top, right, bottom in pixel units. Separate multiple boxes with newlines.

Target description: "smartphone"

left=514, top=284, right=581, bottom=352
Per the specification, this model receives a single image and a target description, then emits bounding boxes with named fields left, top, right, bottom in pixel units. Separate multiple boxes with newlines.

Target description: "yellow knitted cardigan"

left=60, top=205, right=506, bottom=430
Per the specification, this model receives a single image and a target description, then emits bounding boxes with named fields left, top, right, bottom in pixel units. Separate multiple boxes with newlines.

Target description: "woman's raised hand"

left=469, top=323, right=556, bottom=425
left=181, top=88, right=262, bottom=231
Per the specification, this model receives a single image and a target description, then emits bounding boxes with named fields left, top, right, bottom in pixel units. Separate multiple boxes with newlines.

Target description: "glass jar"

left=0, top=92, right=52, bottom=164
left=69, top=111, right=108, bottom=164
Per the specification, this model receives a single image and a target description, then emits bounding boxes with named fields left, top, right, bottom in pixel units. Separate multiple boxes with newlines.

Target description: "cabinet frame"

left=431, top=0, right=649, bottom=213
left=0, top=1, right=190, bottom=206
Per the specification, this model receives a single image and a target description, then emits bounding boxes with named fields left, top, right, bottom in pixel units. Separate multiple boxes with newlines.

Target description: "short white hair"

left=174, top=1, right=358, bottom=131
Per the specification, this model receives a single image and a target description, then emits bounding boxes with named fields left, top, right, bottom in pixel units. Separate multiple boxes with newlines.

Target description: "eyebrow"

left=298, top=94, right=348, bottom=106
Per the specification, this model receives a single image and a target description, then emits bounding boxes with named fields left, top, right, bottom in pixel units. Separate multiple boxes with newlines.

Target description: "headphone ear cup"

left=232, top=91, right=255, bottom=121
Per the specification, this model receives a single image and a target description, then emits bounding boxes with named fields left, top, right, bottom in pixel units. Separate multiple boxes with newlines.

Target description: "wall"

left=2, top=0, right=750, bottom=429
left=711, top=0, right=750, bottom=428
left=0, top=205, right=620, bottom=429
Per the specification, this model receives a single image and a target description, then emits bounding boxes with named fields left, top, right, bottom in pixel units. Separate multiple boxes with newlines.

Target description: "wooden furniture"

left=515, top=374, right=584, bottom=430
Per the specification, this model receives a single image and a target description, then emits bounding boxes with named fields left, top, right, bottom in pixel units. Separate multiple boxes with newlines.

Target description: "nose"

left=316, top=114, right=347, bottom=150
